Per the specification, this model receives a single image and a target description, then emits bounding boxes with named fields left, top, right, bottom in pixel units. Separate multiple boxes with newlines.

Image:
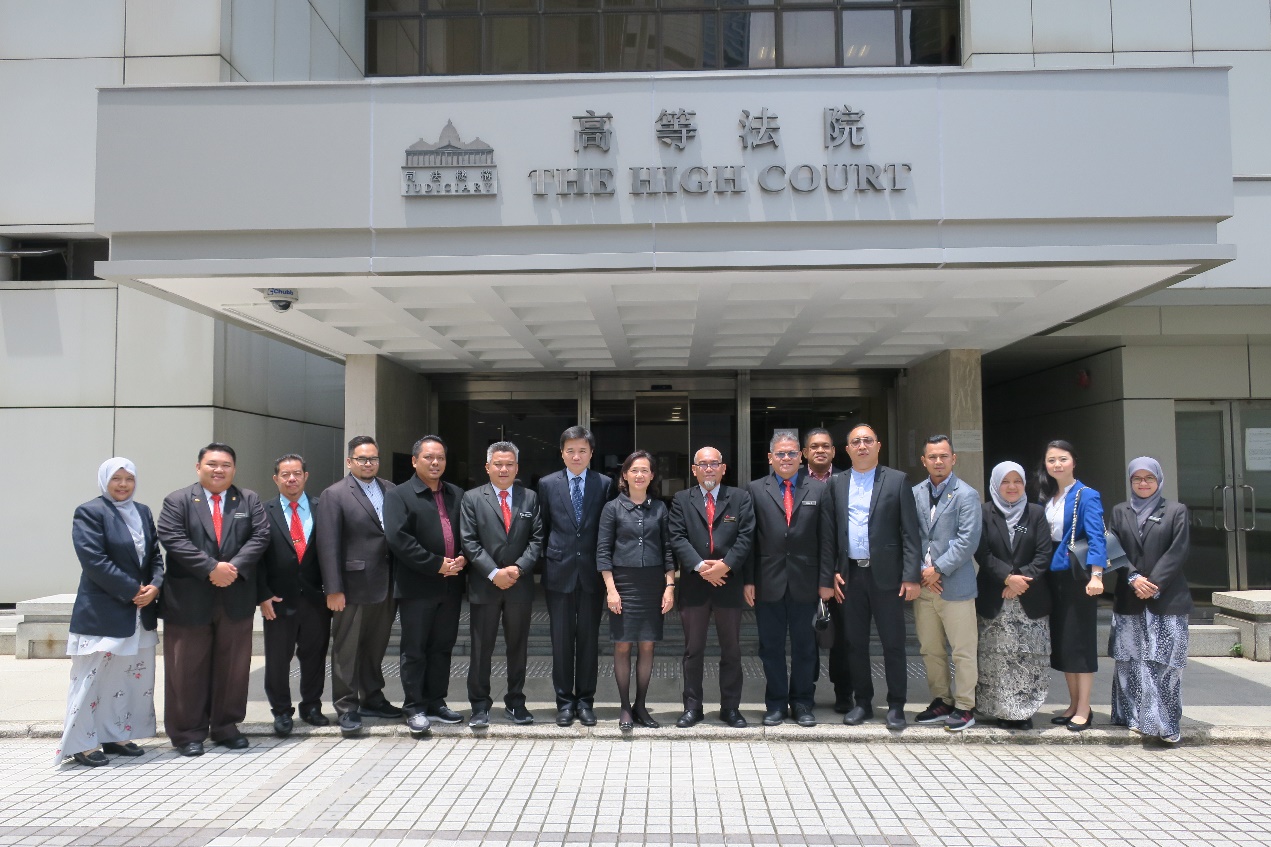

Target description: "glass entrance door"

left=1175, top=400, right=1271, bottom=593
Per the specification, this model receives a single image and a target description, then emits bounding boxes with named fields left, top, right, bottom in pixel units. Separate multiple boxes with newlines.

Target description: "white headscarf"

left=98, top=457, right=145, bottom=541
left=1128, top=456, right=1165, bottom=530
left=989, top=461, right=1028, bottom=534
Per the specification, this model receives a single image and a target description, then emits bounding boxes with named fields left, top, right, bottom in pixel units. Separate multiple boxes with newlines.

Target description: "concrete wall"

left=343, top=353, right=430, bottom=478
left=898, top=349, right=985, bottom=495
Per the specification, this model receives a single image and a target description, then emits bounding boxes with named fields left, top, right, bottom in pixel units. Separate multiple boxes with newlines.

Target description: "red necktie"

left=783, top=479, right=794, bottom=526
left=705, top=492, right=715, bottom=553
left=289, top=501, right=306, bottom=561
left=210, top=493, right=223, bottom=545
left=499, top=489, right=512, bottom=533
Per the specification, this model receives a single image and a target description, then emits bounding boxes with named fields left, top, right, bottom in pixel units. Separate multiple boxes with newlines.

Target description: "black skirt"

left=1048, top=568, right=1099, bottom=673
left=609, top=565, right=667, bottom=643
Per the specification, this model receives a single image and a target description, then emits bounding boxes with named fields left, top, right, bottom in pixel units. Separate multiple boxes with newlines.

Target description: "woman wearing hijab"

left=57, top=458, right=164, bottom=767
left=973, top=462, right=1053, bottom=729
left=1108, top=457, right=1191, bottom=744
left=1038, top=439, right=1106, bottom=732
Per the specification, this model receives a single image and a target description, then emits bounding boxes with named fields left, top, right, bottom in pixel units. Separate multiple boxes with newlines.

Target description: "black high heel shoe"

left=1067, top=711, right=1094, bottom=732
left=619, top=709, right=634, bottom=731
left=633, top=705, right=660, bottom=729
left=1050, top=713, right=1075, bottom=725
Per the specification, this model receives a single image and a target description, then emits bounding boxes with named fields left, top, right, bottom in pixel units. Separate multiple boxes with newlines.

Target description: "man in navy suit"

left=537, top=426, right=614, bottom=727
left=257, top=453, right=332, bottom=737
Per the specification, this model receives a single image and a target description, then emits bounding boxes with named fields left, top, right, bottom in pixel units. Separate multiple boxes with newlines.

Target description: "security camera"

left=265, top=287, right=298, bottom=313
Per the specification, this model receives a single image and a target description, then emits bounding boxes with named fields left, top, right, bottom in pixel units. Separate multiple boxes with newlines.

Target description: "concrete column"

left=343, top=353, right=430, bottom=464
left=897, top=349, right=984, bottom=496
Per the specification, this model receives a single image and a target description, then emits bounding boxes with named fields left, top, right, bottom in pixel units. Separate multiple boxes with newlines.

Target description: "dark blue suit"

left=70, top=496, right=165, bottom=638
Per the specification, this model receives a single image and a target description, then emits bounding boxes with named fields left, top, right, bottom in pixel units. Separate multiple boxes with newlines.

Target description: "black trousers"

left=843, top=563, right=908, bottom=709
left=467, top=597, right=532, bottom=712
left=544, top=587, right=604, bottom=709
left=755, top=594, right=817, bottom=712
left=680, top=602, right=743, bottom=711
left=398, top=593, right=462, bottom=716
left=330, top=592, right=396, bottom=716
left=827, top=598, right=854, bottom=706
left=262, top=594, right=331, bottom=716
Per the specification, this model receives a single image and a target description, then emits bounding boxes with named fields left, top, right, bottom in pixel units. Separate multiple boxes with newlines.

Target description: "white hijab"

left=989, top=461, right=1028, bottom=535
left=98, top=457, right=145, bottom=542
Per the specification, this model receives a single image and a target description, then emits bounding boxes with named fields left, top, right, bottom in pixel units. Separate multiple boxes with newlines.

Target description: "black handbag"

left=1067, top=487, right=1130, bottom=576
left=813, top=599, right=834, bottom=649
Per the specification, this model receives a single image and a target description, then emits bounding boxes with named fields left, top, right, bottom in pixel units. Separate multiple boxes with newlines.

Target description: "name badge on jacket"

left=802, top=500, right=817, bottom=506
left=519, top=511, right=533, bottom=519
left=723, top=515, right=736, bottom=523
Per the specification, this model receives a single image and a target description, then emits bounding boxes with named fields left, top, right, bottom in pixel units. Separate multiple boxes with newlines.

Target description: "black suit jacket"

left=827, top=465, right=920, bottom=590
left=1110, top=500, right=1193, bottom=617
left=70, top=496, right=165, bottom=637
left=384, top=475, right=466, bottom=602
left=974, top=502, right=1053, bottom=620
left=157, top=482, right=270, bottom=624
left=669, top=484, right=756, bottom=609
left=537, top=469, right=614, bottom=594
left=745, top=475, right=836, bottom=605
left=314, top=474, right=395, bottom=606
left=256, top=494, right=325, bottom=611
left=460, top=484, right=544, bottom=605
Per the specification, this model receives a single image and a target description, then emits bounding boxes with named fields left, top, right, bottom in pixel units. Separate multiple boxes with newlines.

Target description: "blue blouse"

left=1048, top=481, right=1106, bottom=572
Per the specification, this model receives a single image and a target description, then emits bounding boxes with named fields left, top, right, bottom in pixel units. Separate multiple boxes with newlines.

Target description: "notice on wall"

left=952, top=430, right=984, bottom=453
left=1246, top=428, right=1271, bottom=471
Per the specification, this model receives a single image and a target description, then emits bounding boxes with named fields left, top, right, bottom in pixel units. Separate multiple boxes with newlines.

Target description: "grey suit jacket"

left=912, top=474, right=982, bottom=602
left=460, top=484, right=544, bottom=605
left=314, top=474, right=395, bottom=606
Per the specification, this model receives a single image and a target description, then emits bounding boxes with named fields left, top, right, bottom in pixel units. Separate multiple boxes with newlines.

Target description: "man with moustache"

left=745, top=432, right=837, bottom=727
left=316, top=436, right=402, bottom=737
left=669, top=446, right=756, bottom=728
left=384, top=435, right=468, bottom=737
left=826, top=424, right=921, bottom=730
left=157, top=443, right=270, bottom=756
left=802, top=428, right=836, bottom=483
left=257, top=453, right=332, bottom=737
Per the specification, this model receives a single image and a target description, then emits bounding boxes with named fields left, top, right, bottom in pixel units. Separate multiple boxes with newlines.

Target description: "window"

left=368, top=0, right=958, bottom=75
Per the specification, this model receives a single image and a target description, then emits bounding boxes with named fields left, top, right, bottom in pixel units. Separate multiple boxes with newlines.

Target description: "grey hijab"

left=989, top=461, right=1028, bottom=535
left=98, top=457, right=145, bottom=543
left=1128, top=456, right=1165, bottom=531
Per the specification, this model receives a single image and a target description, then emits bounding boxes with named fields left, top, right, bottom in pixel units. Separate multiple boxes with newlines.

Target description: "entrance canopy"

left=94, top=66, right=1234, bottom=371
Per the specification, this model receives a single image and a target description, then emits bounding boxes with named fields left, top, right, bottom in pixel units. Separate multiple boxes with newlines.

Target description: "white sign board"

left=1246, top=428, right=1271, bottom=471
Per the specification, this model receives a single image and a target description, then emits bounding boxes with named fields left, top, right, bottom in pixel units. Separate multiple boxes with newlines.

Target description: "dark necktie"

left=435, top=489, right=456, bottom=559
left=289, top=501, right=306, bottom=561
left=210, top=493, right=223, bottom=545
left=705, top=491, right=715, bottom=553
left=783, top=479, right=794, bottom=526
left=571, top=475, right=584, bottom=526
left=499, top=489, right=512, bottom=533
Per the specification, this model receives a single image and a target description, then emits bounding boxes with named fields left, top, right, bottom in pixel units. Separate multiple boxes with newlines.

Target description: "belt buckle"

left=853, top=557, right=870, bottom=568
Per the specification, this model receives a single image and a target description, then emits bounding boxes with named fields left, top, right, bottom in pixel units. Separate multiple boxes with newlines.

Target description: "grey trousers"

left=330, top=592, right=396, bottom=715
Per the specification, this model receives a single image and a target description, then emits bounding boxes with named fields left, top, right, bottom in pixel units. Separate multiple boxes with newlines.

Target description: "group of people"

left=57, top=424, right=1193, bottom=767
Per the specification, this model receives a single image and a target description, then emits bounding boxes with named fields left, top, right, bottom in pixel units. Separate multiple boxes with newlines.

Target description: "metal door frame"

left=1176, top=400, right=1239, bottom=588
left=1230, top=400, right=1271, bottom=589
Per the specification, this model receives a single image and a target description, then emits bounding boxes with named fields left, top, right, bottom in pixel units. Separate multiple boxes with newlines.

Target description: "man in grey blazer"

left=315, top=435, right=402, bottom=736
left=460, top=440, right=544, bottom=728
left=911, top=435, right=982, bottom=732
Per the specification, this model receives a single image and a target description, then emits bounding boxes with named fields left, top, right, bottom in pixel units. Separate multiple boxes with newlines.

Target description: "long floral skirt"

left=55, top=648, right=157, bottom=766
left=975, top=599, right=1051, bottom=721
left=1109, top=609, right=1187, bottom=739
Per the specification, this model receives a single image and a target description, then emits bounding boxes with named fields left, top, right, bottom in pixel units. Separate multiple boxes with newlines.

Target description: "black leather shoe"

left=427, top=705, right=464, bottom=725
left=215, top=734, right=250, bottom=750
left=793, top=704, right=817, bottom=727
left=885, top=707, right=907, bottom=730
left=468, top=710, right=490, bottom=728
left=505, top=705, right=534, bottom=725
left=676, top=709, right=704, bottom=728
left=762, top=709, right=787, bottom=726
left=300, top=708, right=330, bottom=727
left=577, top=706, right=598, bottom=726
left=1051, top=713, right=1075, bottom=725
left=556, top=707, right=576, bottom=727
left=72, top=750, right=109, bottom=767
left=843, top=706, right=873, bottom=725
left=175, top=741, right=204, bottom=757
left=1067, top=711, right=1094, bottom=732
left=102, top=741, right=144, bottom=757
left=720, top=708, right=748, bottom=728
left=273, top=714, right=294, bottom=737
left=361, top=700, right=405, bottom=719
left=338, top=711, right=363, bottom=735
left=633, top=706, right=660, bottom=729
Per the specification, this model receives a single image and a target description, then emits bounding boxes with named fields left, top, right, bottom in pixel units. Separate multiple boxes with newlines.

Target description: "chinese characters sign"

left=401, top=120, right=498, bottom=198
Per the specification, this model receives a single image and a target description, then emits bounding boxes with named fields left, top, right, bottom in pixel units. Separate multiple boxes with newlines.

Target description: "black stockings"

left=614, top=641, right=655, bottom=718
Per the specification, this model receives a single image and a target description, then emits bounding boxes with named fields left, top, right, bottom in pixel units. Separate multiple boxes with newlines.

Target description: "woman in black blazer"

left=973, top=462, right=1054, bottom=729
left=56, top=458, right=164, bottom=767
left=1108, top=457, right=1192, bottom=744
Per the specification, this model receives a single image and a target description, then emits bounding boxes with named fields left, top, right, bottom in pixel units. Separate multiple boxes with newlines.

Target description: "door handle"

left=1241, top=484, right=1256, bottom=532
left=1212, top=485, right=1225, bottom=531
left=1222, top=485, right=1236, bottom=532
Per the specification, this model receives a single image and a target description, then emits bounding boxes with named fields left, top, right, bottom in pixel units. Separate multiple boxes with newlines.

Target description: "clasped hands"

left=209, top=561, right=238, bottom=588
left=1131, top=575, right=1158, bottom=599
left=698, top=559, right=729, bottom=587
left=492, top=565, right=521, bottom=590
left=132, top=584, right=159, bottom=607
left=441, top=555, right=467, bottom=578
left=1002, top=573, right=1033, bottom=600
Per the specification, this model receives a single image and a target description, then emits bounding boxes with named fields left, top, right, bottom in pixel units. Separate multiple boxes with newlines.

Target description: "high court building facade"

left=2, top=1, right=1269, bottom=606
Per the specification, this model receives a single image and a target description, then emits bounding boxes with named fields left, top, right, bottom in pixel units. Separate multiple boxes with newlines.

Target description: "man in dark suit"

left=384, top=435, right=468, bottom=738
left=669, top=446, right=756, bottom=729
left=826, top=424, right=921, bottom=730
left=744, top=432, right=836, bottom=728
left=315, top=435, right=402, bottom=736
left=256, top=453, right=332, bottom=738
left=157, top=442, right=270, bottom=756
left=460, top=440, right=544, bottom=728
left=537, top=425, right=614, bottom=727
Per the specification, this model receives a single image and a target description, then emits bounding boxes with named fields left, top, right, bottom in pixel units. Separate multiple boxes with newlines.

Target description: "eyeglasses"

left=1131, top=475, right=1158, bottom=484
left=350, top=456, right=381, bottom=466
left=276, top=471, right=305, bottom=480
left=771, top=451, right=800, bottom=460
left=693, top=461, right=723, bottom=470
left=848, top=437, right=877, bottom=447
